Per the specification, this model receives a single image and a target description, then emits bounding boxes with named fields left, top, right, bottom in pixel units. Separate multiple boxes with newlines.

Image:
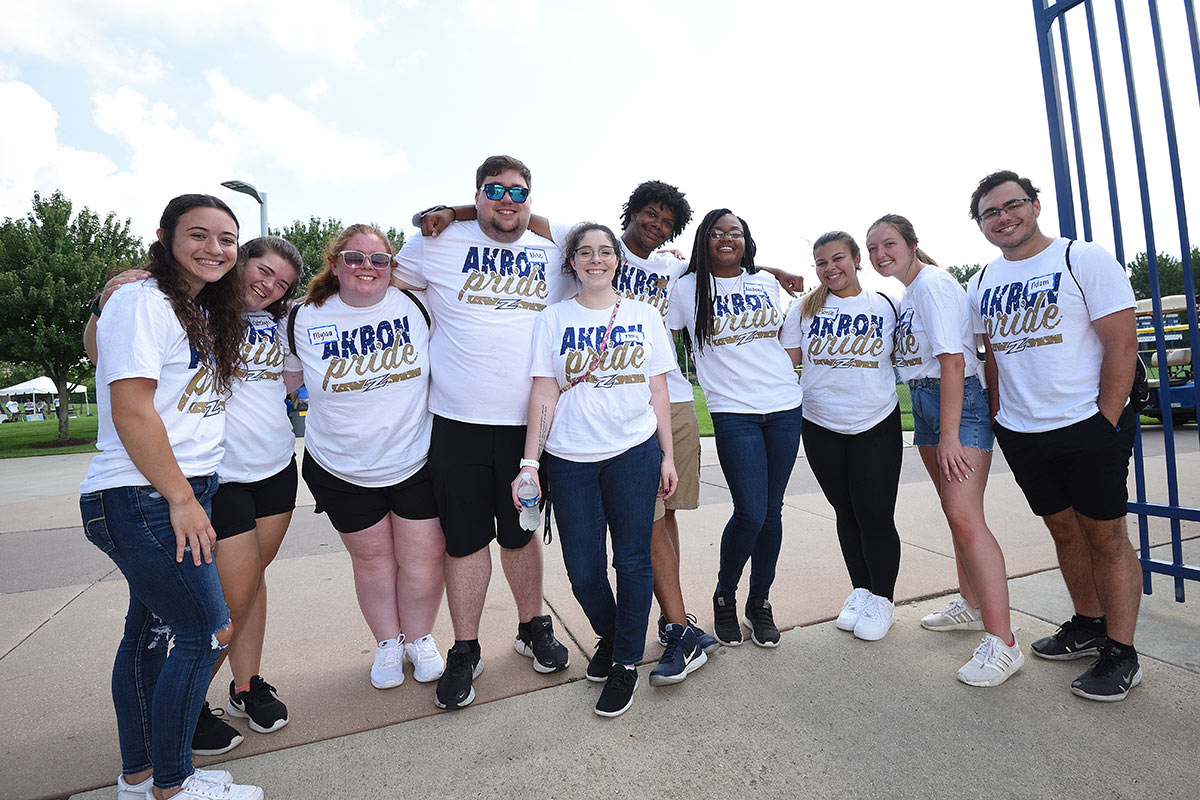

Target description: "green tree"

left=945, top=263, right=983, bottom=288
left=0, top=191, right=144, bottom=440
left=1126, top=249, right=1200, bottom=300
left=271, top=218, right=405, bottom=290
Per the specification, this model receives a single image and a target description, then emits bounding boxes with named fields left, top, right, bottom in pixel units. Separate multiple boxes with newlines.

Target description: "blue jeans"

left=547, top=435, right=659, bottom=665
left=711, top=404, right=803, bottom=601
left=80, top=475, right=229, bottom=790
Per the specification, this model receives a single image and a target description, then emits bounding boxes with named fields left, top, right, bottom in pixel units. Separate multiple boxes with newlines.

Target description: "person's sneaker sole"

left=1070, top=666, right=1143, bottom=702
left=741, top=614, right=780, bottom=647
left=433, top=658, right=484, bottom=710
left=225, top=702, right=289, bottom=734
left=957, top=650, right=1025, bottom=687
left=192, top=735, right=243, bottom=757
left=1031, top=644, right=1102, bottom=661
left=649, top=649, right=708, bottom=686
left=513, top=639, right=569, bottom=674
left=921, top=617, right=986, bottom=632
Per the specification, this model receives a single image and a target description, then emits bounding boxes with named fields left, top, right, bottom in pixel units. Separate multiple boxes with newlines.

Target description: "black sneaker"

left=192, top=701, right=243, bottom=756
left=713, top=595, right=742, bottom=646
left=743, top=597, right=781, bottom=647
left=435, top=641, right=483, bottom=710
left=594, top=664, right=638, bottom=717
left=226, top=675, right=289, bottom=733
left=650, top=623, right=708, bottom=686
left=657, top=613, right=720, bottom=655
left=1071, top=643, right=1142, bottom=701
left=586, top=636, right=614, bottom=683
left=514, top=614, right=569, bottom=673
left=1031, top=618, right=1105, bottom=660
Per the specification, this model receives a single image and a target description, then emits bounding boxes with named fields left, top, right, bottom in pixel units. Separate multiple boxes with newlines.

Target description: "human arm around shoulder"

left=511, top=376, right=559, bottom=509
left=759, top=265, right=805, bottom=297
left=1093, top=308, right=1137, bottom=427
left=650, top=372, right=677, bottom=498
left=83, top=270, right=153, bottom=364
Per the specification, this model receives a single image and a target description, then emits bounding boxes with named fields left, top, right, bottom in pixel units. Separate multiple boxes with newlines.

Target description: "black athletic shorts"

left=993, top=404, right=1135, bottom=521
left=211, top=457, right=298, bottom=540
left=429, top=415, right=533, bottom=558
left=301, top=450, right=438, bottom=534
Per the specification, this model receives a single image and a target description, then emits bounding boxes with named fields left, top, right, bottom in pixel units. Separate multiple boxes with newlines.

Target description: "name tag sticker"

left=817, top=306, right=838, bottom=319
left=524, top=248, right=548, bottom=265
left=744, top=282, right=767, bottom=296
left=1026, top=273, right=1055, bottom=295
left=620, top=330, right=645, bottom=344
left=249, top=314, right=275, bottom=331
left=308, top=325, right=339, bottom=346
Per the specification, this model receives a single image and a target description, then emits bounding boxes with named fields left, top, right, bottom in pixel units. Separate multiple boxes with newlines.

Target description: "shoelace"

left=377, top=642, right=402, bottom=668
left=607, top=665, right=637, bottom=688
left=747, top=604, right=775, bottom=627
left=1088, top=646, right=1123, bottom=677
left=445, top=648, right=475, bottom=677
left=972, top=636, right=999, bottom=664
left=842, top=590, right=868, bottom=614
left=411, top=639, right=441, bottom=664
left=860, top=597, right=880, bottom=622
left=940, top=598, right=970, bottom=618
left=248, top=678, right=278, bottom=702
left=660, top=636, right=683, bottom=663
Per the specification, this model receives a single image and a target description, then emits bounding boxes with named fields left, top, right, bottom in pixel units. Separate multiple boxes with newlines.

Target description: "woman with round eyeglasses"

left=780, top=231, right=902, bottom=643
left=666, top=209, right=803, bottom=649
left=866, top=214, right=1020, bottom=686
left=284, top=224, right=447, bottom=692
left=514, top=222, right=677, bottom=718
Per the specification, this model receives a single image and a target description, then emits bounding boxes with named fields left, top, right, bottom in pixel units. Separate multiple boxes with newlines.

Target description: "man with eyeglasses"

left=965, top=169, right=1142, bottom=701
left=393, top=155, right=572, bottom=711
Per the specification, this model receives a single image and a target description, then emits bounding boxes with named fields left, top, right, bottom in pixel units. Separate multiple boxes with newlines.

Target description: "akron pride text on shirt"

left=806, top=308, right=886, bottom=368
left=559, top=324, right=647, bottom=386
left=710, top=288, right=781, bottom=347
left=457, top=245, right=551, bottom=311
left=615, top=269, right=671, bottom=315
left=312, top=315, right=421, bottom=392
left=238, top=320, right=286, bottom=384
left=178, top=346, right=226, bottom=417
left=977, top=273, right=1064, bottom=354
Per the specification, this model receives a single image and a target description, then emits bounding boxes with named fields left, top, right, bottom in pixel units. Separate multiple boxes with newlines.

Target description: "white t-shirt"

left=780, top=287, right=898, bottom=435
left=219, top=311, right=296, bottom=484
left=895, top=266, right=985, bottom=385
left=667, top=270, right=802, bottom=415
left=616, top=246, right=695, bottom=403
left=393, top=221, right=569, bottom=426
left=966, top=237, right=1136, bottom=433
left=81, top=279, right=226, bottom=492
left=285, top=288, right=432, bottom=487
left=530, top=297, right=674, bottom=461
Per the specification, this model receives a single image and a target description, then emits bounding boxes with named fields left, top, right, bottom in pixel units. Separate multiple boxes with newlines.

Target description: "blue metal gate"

left=1032, top=0, right=1200, bottom=600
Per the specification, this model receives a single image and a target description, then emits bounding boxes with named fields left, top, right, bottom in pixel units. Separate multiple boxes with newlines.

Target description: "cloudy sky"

left=2, top=1, right=1197, bottom=288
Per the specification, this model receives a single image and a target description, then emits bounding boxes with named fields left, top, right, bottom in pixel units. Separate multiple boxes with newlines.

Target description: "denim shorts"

left=909, top=375, right=993, bottom=451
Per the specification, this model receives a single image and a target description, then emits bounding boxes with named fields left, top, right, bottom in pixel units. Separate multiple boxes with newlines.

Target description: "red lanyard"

left=562, top=298, right=621, bottom=394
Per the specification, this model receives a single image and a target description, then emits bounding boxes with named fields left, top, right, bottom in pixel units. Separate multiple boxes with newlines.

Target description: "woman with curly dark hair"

left=79, top=194, right=264, bottom=799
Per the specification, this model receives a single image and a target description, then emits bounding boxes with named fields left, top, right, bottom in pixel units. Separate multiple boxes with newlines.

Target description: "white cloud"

left=461, top=0, right=538, bottom=29
left=303, top=78, right=329, bottom=104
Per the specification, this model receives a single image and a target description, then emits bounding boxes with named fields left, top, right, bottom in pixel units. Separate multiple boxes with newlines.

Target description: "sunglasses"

left=481, top=183, right=530, bottom=203
left=339, top=250, right=392, bottom=268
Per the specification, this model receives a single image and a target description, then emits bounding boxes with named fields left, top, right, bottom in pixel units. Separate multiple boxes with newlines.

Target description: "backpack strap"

left=401, top=289, right=432, bottom=329
left=287, top=304, right=301, bottom=355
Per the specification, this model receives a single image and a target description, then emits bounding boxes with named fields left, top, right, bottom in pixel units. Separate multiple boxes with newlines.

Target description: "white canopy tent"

left=0, top=376, right=89, bottom=418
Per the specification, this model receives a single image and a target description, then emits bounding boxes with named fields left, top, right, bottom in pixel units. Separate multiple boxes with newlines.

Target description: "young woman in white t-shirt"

left=866, top=214, right=1021, bottom=686
left=780, top=231, right=901, bottom=642
left=514, top=223, right=678, bottom=718
left=284, top=224, right=447, bottom=695
left=666, top=209, right=804, bottom=650
left=79, top=194, right=263, bottom=800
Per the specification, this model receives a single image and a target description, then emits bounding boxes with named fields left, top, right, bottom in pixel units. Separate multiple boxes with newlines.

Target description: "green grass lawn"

left=691, top=382, right=914, bottom=435
left=0, top=413, right=99, bottom=458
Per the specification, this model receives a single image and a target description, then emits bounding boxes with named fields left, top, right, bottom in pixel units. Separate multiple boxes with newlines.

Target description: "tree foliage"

left=1126, top=249, right=1200, bottom=301
left=945, top=263, right=983, bottom=289
left=0, top=192, right=144, bottom=440
left=271, top=217, right=405, bottom=291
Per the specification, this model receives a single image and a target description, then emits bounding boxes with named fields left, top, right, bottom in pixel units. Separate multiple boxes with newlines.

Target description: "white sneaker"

left=404, top=633, right=445, bottom=682
left=920, top=597, right=985, bottom=631
left=117, top=769, right=233, bottom=799
left=371, top=636, right=405, bottom=689
left=853, top=594, right=895, bottom=641
left=957, top=632, right=1025, bottom=687
left=172, top=771, right=263, bottom=800
left=835, top=588, right=871, bottom=631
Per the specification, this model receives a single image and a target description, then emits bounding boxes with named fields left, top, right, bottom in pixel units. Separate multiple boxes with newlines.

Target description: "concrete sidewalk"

left=1, top=433, right=1197, bottom=800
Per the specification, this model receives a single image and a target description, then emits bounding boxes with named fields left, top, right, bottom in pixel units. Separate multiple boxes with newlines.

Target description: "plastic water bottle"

left=517, top=472, right=540, bottom=531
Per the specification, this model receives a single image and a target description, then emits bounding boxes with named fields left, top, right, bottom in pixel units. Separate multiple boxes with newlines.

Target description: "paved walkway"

left=1, top=432, right=1197, bottom=800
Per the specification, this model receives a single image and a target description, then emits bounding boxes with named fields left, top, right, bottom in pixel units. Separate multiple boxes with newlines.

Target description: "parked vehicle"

left=1136, top=294, right=1197, bottom=425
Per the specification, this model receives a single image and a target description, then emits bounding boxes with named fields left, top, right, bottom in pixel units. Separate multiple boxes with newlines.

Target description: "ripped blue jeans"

left=80, top=475, right=228, bottom=790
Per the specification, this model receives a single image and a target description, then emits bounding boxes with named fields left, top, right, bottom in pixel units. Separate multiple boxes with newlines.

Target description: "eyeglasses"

left=709, top=229, right=745, bottom=241
left=339, top=250, right=392, bottom=268
left=481, top=183, right=530, bottom=203
left=977, top=197, right=1034, bottom=222
left=573, top=246, right=618, bottom=260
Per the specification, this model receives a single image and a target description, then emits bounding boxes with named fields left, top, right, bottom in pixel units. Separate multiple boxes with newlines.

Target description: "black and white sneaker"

left=586, top=636, right=614, bottom=683
left=227, top=675, right=289, bottom=733
left=713, top=595, right=742, bottom=646
left=1031, top=618, right=1105, bottom=660
left=595, top=664, right=638, bottom=718
left=514, top=614, right=569, bottom=673
left=743, top=597, right=781, bottom=647
left=1071, top=643, right=1142, bottom=701
left=192, top=702, right=243, bottom=756
left=435, top=641, right=483, bottom=710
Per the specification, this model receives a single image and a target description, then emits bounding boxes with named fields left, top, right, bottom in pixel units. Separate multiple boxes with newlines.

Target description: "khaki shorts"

left=655, top=401, right=701, bottom=520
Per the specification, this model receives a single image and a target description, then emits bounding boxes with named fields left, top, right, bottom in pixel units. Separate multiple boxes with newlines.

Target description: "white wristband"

left=519, top=458, right=540, bottom=470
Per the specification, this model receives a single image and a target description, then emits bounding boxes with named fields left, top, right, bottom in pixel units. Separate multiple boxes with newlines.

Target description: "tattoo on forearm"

left=537, top=405, right=549, bottom=455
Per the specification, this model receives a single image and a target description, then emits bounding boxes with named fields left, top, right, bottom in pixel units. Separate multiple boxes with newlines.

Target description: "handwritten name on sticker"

left=308, top=325, right=339, bottom=346
left=1026, top=274, right=1055, bottom=295
left=524, top=248, right=548, bottom=266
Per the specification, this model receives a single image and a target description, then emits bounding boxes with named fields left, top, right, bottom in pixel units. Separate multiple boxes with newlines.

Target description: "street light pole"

left=221, top=179, right=269, bottom=236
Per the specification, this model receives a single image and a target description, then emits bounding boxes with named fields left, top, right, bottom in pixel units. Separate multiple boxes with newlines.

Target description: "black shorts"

left=211, top=458, right=298, bottom=540
left=429, top=415, right=533, bottom=558
left=301, top=450, right=438, bottom=534
left=993, top=405, right=1135, bottom=521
